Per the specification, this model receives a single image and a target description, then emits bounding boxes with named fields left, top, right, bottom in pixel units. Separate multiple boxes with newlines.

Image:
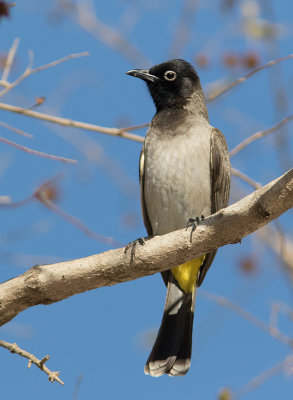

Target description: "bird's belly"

left=144, top=134, right=211, bottom=235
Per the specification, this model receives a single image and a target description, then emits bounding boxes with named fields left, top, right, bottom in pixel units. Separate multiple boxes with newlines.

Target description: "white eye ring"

left=164, top=70, right=177, bottom=81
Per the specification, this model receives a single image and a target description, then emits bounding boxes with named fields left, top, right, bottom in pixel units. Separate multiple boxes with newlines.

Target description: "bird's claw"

left=186, top=215, right=204, bottom=242
left=124, top=237, right=146, bottom=260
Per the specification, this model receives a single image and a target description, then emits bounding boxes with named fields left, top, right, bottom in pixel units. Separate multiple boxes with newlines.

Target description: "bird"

left=126, top=59, right=231, bottom=377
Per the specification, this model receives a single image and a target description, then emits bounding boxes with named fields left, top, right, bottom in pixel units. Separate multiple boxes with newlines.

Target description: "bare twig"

left=0, top=168, right=292, bottom=327
left=118, top=122, right=149, bottom=132
left=0, top=196, right=11, bottom=204
left=0, top=80, right=9, bottom=88
left=0, top=193, right=33, bottom=208
left=40, top=118, right=138, bottom=199
left=232, top=355, right=293, bottom=399
left=72, top=374, right=83, bottom=400
left=62, top=1, right=149, bottom=65
left=269, top=301, right=293, bottom=323
left=0, top=120, right=33, bottom=138
left=0, top=339, right=64, bottom=385
left=0, top=52, right=89, bottom=98
left=0, top=102, right=145, bottom=143
left=35, top=183, right=121, bottom=247
left=168, top=0, right=199, bottom=59
left=261, top=1, right=292, bottom=172
left=1, top=38, right=19, bottom=82
left=0, top=175, right=120, bottom=246
left=0, top=153, right=12, bottom=179
left=207, top=53, right=293, bottom=102
left=257, top=225, right=293, bottom=276
left=269, top=303, right=281, bottom=334
left=0, top=136, right=77, bottom=163
left=200, top=290, right=293, bottom=347
left=230, top=114, right=293, bottom=157
left=231, top=168, right=262, bottom=190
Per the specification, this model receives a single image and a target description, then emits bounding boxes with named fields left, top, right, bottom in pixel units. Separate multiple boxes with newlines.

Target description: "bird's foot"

left=186, top=215, right=204, bottom=243
left=124, top=237, right=150, bottom=260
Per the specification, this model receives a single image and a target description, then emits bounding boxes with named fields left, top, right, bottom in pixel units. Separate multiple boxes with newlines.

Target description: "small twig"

left=257, top=225, right=293, bottom=276
left=0, top=196, right=11, bottom=204
left=0, top=120, right=33, bottom=138
left=269, top=300, right=293, bottom=322
left=0, top=80, right=10, bottom=88
left=35, top=189, right=121, bottom=247
left=72, top=374, right=83, bottom=400
left=269, top=303, right=281, bottom=335
left=1, top=38, right=20, bottom=82
left=0, top=193, right=34, bottom=209
left=0, top=102, right=145, bottom=142
left=27, top=49, right=34, bottom=71
left=232, top=355, right=293, bottom=399
left=0, top=51, right=89, bottom=98
left=0, top=135, right=77, bottom=163
left=231, top=168, right=262, bottom=190
left=118, top=122, right=149, bottom=132
left=0, top=339, right=64, bottom=385
left=207, top=53, right=293, bottom=102
left=230, top=114, right=293, bottom=157
left=69, top=1, right=149, bottom=65
left=39, top=355, right=50, bottom=367
left=0, top=174, right=120, bottom=246
left=200, top=290, right=293, bottom=347
left=168, top=0, right=199, bottom=58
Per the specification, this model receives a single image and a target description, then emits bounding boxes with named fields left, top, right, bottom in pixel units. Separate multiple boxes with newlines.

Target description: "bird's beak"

left=126, top=69, right=158, bottom=83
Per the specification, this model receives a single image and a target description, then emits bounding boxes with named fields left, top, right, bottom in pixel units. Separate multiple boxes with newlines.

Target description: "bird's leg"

left=124, top=236, right=152, bottom=260
left=186, top=215, right=204, bottom=243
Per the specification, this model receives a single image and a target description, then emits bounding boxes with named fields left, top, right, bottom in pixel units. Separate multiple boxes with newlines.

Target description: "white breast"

left=144, top=125, right=212, bottom=235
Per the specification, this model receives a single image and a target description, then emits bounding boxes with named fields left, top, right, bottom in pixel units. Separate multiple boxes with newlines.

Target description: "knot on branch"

left=255, top=203, right=271, bottom=219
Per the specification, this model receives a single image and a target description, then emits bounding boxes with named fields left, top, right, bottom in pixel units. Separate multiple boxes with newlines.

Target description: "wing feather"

left=139, top=146, right=153, bottom=236
left=197, top=128, right=231, bottom=286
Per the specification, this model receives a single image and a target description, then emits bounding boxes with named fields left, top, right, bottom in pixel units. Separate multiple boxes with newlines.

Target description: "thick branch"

left=0, top=169, right=292, bottom=327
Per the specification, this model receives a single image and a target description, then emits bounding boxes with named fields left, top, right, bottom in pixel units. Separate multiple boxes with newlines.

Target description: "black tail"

left=144, top=273, right=196, bottom=377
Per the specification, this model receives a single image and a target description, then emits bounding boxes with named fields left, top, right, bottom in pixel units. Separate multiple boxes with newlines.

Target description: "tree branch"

left=0, top=51, right=89, bottom=98
left=0, top=169, right=292, bottom=327
left=230, top=114, right=293, bottom=157
left=0, top=120, right=33, bottom=138
left=0, top=102, right=145, bottom=143
left=231, top=167, right=262, bottom=189
left=1, top=38, right=19, bottom=83
left=0, top=135, right=77, bottom=163
left=207, top=53, right=293, bottom=102
left=0, top=340, right=64, bottom=385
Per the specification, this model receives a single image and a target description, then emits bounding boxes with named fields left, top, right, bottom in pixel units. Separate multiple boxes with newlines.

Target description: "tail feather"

left=145, top=273, right=196, bottom=377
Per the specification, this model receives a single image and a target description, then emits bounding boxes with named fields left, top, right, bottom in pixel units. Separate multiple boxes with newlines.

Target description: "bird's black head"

left=127, top=59, right=201, bottom=112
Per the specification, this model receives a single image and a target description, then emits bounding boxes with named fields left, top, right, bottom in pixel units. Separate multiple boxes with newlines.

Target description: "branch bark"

left=0, top=169, right=292, bottom=327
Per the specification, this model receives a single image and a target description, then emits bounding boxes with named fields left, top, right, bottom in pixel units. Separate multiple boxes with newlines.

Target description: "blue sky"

left=0, top=1, right=293, bottom=399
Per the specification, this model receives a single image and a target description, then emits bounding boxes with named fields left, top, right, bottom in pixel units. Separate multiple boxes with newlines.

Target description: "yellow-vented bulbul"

left=127, top=59, right=231, bottom=377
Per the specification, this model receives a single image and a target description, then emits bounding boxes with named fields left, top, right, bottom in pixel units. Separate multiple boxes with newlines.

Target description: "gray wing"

left=140, top=146, right=170, bottom=287
left=197, top=128, right=231, bottom=286
left=139, top=146, right=153, bottom=236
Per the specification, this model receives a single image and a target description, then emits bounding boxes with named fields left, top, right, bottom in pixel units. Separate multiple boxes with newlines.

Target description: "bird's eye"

left=164, top=70, right=177, bottom=81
